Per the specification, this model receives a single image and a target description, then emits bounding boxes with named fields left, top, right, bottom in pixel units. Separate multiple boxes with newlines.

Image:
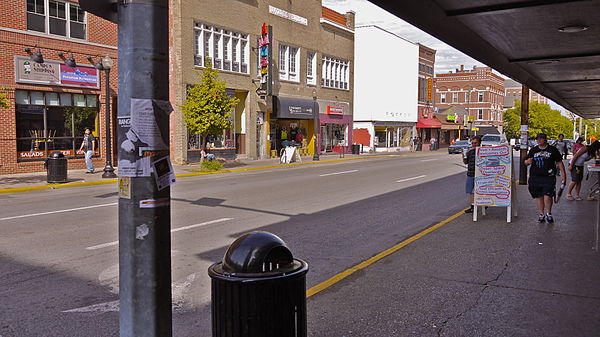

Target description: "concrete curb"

left=0, top=154, right=407, bottom=194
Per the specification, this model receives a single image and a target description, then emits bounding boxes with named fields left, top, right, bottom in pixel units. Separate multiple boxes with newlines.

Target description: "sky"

left=322, top=0, right=566, bottom=112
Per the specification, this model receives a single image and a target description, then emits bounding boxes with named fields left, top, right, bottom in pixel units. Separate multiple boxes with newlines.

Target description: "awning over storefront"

left=273, top=96, right=317, bottom=120
left=416, top=117, right=441, bottom=129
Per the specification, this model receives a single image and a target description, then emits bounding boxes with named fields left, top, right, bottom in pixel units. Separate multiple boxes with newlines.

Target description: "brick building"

left=0, top=0, right=117, bottom=174
left=415, top=43, right=440, bottom=148
left=504, top=78, right=549, bottom=109
left=169, top=0, right=355, bottom=162
left=434, top=65, right=505, bottom=130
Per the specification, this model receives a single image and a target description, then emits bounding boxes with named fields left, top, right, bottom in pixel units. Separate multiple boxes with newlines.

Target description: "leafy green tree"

left=0, top=90, right=9, bottom=109
left=503, top=101, right=572, bottom=139
left=181, top=59, right=239, bottom=160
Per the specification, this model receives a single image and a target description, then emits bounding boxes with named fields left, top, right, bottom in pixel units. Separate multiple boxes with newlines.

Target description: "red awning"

left=416, top=117, right=441, bottom=129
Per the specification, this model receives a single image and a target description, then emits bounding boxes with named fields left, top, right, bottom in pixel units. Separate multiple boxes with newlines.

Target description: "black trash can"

left=351, top=144, right=359, bottom=155
left=208, top=231, right=309, bottom=337
left=45, top=151, right=67, bottom=183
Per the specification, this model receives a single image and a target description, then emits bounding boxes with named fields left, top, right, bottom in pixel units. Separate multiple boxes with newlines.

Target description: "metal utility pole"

left=519, top=85, right=529, bottom=185
left=80, top=1, right=172, bottom=337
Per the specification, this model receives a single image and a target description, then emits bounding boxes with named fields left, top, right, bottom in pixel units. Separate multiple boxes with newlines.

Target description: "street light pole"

left=101, top=56, right=116, bottom=178
left=312, top=89, right=319, bottom=161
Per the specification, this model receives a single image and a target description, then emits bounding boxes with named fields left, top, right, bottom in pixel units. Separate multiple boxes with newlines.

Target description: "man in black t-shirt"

left=525, top=133, right=566, bottom=223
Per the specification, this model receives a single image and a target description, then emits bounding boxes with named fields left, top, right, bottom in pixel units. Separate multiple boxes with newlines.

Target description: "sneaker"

left=538, top=214, right=546, bottom=223
left=546, top=213, right=554, bottom=224
left=465, top=205, right=474, bottom=213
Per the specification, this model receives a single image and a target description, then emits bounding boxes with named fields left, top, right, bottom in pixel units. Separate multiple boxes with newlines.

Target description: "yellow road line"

left=0, top=155, right=399, bottom=194
left=306, top=207, right=469, bottom=298
left=0, top=152, right=445, bottom=194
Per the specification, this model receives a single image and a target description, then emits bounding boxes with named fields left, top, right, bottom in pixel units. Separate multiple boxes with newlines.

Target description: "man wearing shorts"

left=524, top=133, right=567, bottom=223
left=463, top=136, right=481, bottom=213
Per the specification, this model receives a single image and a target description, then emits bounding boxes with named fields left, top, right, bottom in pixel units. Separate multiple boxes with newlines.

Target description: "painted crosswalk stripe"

left=397, top=175, right=427, bottom=183
left=85, top=218, right=233, bottom=250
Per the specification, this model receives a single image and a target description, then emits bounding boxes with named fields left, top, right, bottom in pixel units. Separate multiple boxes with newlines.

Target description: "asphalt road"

left=0, top=152, right=470, bottom=337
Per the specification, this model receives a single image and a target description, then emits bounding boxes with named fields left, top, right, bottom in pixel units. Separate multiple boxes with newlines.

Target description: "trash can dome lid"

left=222, top=231, right=293, bottom=274
left=49, top=151, right=65, bottom=158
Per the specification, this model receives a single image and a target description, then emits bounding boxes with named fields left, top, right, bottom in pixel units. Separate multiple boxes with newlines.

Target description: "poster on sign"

left=473, top=145, right=515, bottom=222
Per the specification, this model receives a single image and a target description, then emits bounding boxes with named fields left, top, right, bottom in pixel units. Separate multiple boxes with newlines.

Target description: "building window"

left=279, top=43, right=300, bottom=82
left=322, top=56, right=349, bottom=90
left=452, top=92, right=458, bottom=103
left=307, top=51, right=317, bottom=85
left=15, top=90, right=99, bottom=161
left=478, top=109, right=484, bottom=120
left=440, top=93, right=446, bottom=103
left=27, top=0, right=86, bottom=39
left=194, top=23, right=249, bottom=74
left=478, top=92, right=484, bottom=102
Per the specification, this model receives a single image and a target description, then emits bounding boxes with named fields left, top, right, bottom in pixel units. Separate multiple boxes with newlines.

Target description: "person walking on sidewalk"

left=463, top=135, right=481, bottom=213
left=79, top=127, right=96, bottom=174
left=524, top=133, right=567, bottom=223
left=567, top=140, right=600, bottom=200
left=572, top=137, right=584, bottom=157
left=556, top=133, right=568, bottom=160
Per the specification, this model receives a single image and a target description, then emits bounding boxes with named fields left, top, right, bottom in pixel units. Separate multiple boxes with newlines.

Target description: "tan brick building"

left=504, top=78, right=549, bottom=109
left=0, top=0, right=118, bottom=174
left=169, top=0, right=355, bottom=162
left=434, top=65, right=505, bottom=128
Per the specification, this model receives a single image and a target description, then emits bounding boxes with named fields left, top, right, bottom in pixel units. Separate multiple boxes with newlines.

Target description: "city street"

left=0, top=153, right=469, bottom=336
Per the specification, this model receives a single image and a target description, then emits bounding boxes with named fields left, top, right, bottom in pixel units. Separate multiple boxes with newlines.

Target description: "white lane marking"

left=63, top=300, right=120, bottom=313
left=0, top=203, right=118, bottom=221
left=319, top=170, right=359, bottom=177
left=397, top=175, right=427, bottom=183
left=85, top=218, right=234, bottom=250
left=421, top=159, right=438, bottom=162
left=63, top=273, right=198, bottom=313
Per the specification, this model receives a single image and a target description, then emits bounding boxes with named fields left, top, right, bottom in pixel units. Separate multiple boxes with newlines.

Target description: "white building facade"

left=353, top=26, right=419, bottom=152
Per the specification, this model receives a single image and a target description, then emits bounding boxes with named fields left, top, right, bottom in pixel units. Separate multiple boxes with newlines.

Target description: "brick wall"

left=0, top=0, right=117, bottom=174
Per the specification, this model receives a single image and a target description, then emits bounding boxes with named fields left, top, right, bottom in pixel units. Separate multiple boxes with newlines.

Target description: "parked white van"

left=481, top=134, right=508, bottom=147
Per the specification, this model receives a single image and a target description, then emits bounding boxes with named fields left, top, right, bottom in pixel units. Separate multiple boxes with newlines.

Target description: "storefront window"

left=73, top=94, right=86, bottom=107
left=60, top=93, right=72, bottom=106
left=30, top=91, right=44, bottom=105
left=15, top=90, right=99, bottom=161
left=46, top=92, right=60, bottom=106
left=16, top=90, right=30, bottom=104
left=323, top=124, right=347, bottom=151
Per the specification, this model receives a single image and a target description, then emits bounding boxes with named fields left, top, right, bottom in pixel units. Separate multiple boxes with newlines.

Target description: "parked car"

left=481, top=134, right=508, bottom=147
left=448, top=140, right=470, bottom=154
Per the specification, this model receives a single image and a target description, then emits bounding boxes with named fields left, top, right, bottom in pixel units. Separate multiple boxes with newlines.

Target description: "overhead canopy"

left=417, top=117, right=442, bottom=129
left=370, top=0, right=600, bottom=118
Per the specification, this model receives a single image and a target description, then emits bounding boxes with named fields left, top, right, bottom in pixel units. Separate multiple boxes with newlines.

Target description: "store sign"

left=474, top=145, right=512, bottom=207
left=60, top=65, right=99, bottom=87
left=268, top=5, right=308, bottom=26
left=257, top=23, right=273, bottom=97
left=274, top=96, right=316, bottom=119
left=15, top=56, right=99, bottom=89
left=427, top=78, right=433, bottom=102
left=327, top=105, right=344, bottom=115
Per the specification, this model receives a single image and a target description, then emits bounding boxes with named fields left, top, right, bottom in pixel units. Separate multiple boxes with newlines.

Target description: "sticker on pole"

left=118, top=99, right=173, bottom=177
left=139, top=198, right=170, bottom=209
left=152, top=155, right=176, bottom=191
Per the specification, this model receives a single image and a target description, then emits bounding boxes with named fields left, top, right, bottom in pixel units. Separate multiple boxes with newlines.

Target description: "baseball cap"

left=536, top=133, right=547, bottom=139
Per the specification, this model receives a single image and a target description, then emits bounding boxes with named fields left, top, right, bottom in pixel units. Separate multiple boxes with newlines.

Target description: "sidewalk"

left=0, top=150, right=446, bottom=192
left=307, top=180, right=600, bottom=336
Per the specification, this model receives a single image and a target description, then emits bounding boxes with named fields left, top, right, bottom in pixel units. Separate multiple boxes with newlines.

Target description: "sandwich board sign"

left=473, top=145, right=517, bottom=222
